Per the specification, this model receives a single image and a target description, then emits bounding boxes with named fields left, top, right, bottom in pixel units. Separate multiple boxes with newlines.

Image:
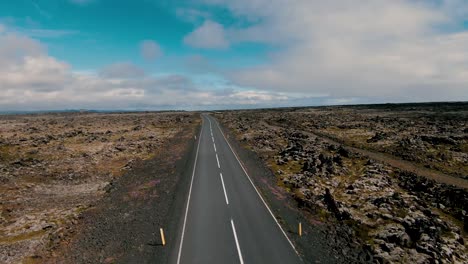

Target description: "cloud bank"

left=140, top=40, right=162, bottom=61
left=184, top=20, right=229, bottom=49
left=99, top=62, right=145, bottom=79
left=0, top=26, right=289, bottom=111
left=69, top=0, right=95, bottom=5
left=199, top=0, right=468, bottom=102
left=2, top=1, right=468, bottom=111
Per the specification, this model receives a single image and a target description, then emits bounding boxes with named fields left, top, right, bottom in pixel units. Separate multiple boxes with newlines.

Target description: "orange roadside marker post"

left=160, top=228, right=166, bottom=246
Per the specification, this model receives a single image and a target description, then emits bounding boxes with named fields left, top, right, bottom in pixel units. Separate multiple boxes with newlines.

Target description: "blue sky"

left=0, top=0, right=467, bottom=110
left=0, top=0, right=268, bottom=71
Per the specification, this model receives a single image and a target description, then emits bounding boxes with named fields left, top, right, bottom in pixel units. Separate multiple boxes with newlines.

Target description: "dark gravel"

left=42, top=122, right=200, bottom=264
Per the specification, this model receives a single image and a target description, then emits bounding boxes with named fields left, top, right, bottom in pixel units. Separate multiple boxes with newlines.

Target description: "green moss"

left=394, top=208, right=407, bottom=218
left=345, top=219, right=373, bottom=242
left=0, top=145, right=15, bottom=161
left=0, top=229, right=46, bottom=244
left=460, top=142, right=468, bottom=153
left=293, top=188, right=305, bottom=200
left=317, top=209, right=330, bottom=221
left=22, top=255, right=43, bottom=264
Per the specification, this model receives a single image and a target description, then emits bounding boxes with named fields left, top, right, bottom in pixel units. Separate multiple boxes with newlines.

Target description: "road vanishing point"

left=171, top=114, right=302, bottom=264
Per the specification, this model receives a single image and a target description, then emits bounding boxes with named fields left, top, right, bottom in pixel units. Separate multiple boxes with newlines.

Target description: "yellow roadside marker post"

left=299, top=222, right=302, bottom=237
left=160, top=228, right=166, bottom=246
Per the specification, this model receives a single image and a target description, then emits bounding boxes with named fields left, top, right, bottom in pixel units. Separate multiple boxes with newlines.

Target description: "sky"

left=0, top=0, right=468, bottom=111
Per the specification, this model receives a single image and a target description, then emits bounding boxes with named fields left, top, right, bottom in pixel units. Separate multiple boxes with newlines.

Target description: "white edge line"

left=176, top=115, right=204, bottom=264
left=220, top=173, right=229, bottom=205
left=215, top=153, right=220, bottom=168
left=214, top=142, right=217, bottom=152
left=231, top=219, right=245, bottom=264
left=212, top=116, right=300, bottom=256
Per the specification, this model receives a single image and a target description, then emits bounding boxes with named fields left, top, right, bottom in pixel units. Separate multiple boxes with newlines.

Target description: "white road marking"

left=213, top=142, right=217, bottom=152
left=176, top=116, right=203, bottom=264
left=212, top=116, right=300, bottom=256
left=212, top=136, right=215, bottom=143
left=219, top=173, right=229, bottom=205
left=231, top=219, right=245, bottom=264
left=215, top=153, right=220, bottom=168
left=210, top=119, right=213, bottom=137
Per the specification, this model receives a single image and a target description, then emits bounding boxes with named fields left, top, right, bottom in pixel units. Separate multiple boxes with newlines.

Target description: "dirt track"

left=271, top=123, right=468, bottom=189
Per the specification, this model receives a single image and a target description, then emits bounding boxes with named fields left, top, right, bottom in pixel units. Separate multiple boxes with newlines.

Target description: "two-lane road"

left=173, top=114, right=302, bottom=264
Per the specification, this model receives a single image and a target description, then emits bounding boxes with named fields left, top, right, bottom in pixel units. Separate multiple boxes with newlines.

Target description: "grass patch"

left=460, top=142, right=468, bottom=153
left=435, top=208, right=467, bottom=237
left=0, top=229, right=46, bottom=244
left=317, top=209, right=330, bottom=221
left=394, top=208, right=407, bottom=218
left=271, top=159, right=303, bottom=175
left=0, top=145, right=16, bottom=162
left=344, top=219, right=374, bottom=242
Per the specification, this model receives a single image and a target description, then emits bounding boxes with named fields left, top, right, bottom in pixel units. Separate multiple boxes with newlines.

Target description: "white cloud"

left=69, top=0, right=95, bottom=5
left=140, top=40, right=162, bottom=61
left=0, top=32, right=44, bottom=59
left=0, top=26, right=291, bottom=111
left=32, top=2, right=51, bottom=19
left=185, top=54, right=216, bottom=73
left=0, top=55, right=70, bottom=91
left=183, top=20, right=229, bottom=49
left=22, top=29, right=79, bottom=38
left=176, top=8, right=212, bottom=23
left=0, top=31, right=69, bottom=91
left=0, top=19, right=79, bottom=39
left=201, top=0, right=468, bottom=102
left=99, top=62, right=145, bottom=79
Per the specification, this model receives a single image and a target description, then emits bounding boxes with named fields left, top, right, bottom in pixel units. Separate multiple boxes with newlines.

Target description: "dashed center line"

left=231, top=219, right=245, bottom=264
left=213, top=142, right=217, bottom=152
left=212, top=116, right=300, bottom=256
left=215, top=153, right=220, bottom=168
left=219, top=173, right=229, bottom=204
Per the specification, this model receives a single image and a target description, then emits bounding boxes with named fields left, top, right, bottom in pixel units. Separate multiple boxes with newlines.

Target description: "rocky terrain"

left=288, top=103, right=468, bottom=180
left=214, top=102, right=468, bottom=263
left=0, top=111, right=198, bottom=263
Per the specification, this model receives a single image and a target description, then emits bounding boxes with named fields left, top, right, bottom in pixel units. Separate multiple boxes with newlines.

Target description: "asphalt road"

left=172, top=114, right=302, bottom=264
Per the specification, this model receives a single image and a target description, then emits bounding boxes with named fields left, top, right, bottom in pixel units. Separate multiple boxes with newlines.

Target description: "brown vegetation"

left=0, top=112, right=198, bottom=263
left=215, top=102, right=468, bottom=263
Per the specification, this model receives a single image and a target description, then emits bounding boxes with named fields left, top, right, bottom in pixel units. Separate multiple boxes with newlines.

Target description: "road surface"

left=173, top=114, right=301, bottom=264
